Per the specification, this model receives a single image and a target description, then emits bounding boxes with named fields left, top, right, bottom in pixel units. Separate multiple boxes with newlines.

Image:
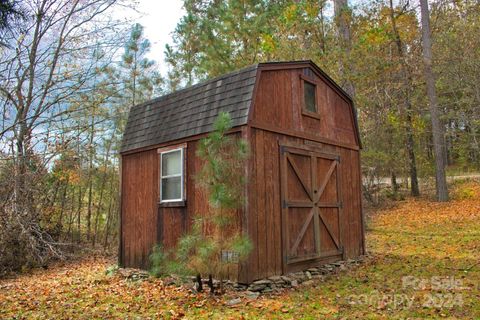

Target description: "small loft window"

left=301, top=75, right=320, bottom=119
left=304, top=80, right=317, bottom=113
left=160, top=148, right=183, bottom=202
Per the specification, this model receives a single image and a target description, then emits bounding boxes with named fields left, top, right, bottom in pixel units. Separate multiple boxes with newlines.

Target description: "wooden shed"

left=119, top=60, right=364, bottom=283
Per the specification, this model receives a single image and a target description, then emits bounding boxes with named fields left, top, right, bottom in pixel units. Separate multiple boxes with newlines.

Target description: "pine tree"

left=119, top=23, right=163, bottom=108
left=151, top=112, right=252, bottom=294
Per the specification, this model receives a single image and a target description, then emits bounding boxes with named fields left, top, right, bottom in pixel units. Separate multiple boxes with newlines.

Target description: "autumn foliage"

left=2, top=180, right=479, bottom=319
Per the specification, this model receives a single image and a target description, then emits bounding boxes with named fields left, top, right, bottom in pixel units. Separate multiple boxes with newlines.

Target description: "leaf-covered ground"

left=1, top=183, right=479, bottom=319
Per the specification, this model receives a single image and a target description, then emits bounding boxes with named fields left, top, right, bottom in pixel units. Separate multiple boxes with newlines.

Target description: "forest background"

left=0, top=0, right=478, bottom=274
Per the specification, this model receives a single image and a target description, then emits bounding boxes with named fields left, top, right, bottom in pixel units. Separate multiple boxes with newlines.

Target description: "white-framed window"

left=160, top=148, right=184, bottom=202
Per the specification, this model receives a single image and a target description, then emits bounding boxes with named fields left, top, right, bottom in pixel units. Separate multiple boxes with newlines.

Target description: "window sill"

left=159, top=200, right=186, bottom=207
left=302, top=110, right=321, bottom=120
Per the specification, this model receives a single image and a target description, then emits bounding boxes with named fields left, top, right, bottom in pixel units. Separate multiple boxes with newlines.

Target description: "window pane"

left=304, top=81, right=317, bottom=112
left=162, top=176, right=181, bottom=200
left=162, top=150, right=181, bottom=176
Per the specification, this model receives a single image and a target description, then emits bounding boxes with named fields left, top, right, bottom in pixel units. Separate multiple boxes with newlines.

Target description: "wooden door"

left=280, top=144, right=343, bottom=272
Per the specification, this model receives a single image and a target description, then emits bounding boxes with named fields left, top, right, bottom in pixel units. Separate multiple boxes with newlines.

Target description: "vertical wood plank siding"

left=121, top=150, right=159, bottom=268
left=121, top=63, right=363, bottom=283
left=241, top=66, right=363, bottom=282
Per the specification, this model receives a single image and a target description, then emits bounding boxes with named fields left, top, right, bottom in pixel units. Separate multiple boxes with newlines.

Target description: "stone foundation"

left=117, top=255, right=369, bottom=296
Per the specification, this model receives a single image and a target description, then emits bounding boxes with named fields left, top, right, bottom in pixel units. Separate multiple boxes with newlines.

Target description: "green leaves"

left=229, top=234, right=253, bottom=261
left=196, top=112, right=249, bottom=209
left=118, top=23, right=164, bottom=108
left=165, top=0, right=292, bottom=83
left=213, top=111, right=232, bottom=134
left=149, top=245, right=168, bottom=277
left=151, top=112, right=252, bottom=283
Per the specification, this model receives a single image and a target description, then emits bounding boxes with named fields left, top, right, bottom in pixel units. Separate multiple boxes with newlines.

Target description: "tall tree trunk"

left=56, top=181, right=69, bottom=237
left=67, top=186, right=75, bottom=240
left=334, top=0, right=355, bottom=97
left=103, top=179, right=115, bottom=249
left=388, top=0, right=420, bottom=197
left=93, top=180, right=105, bottom=246
left=93, top=140, right=112, bottom=246
left=133, top=50, right=137, bottom=106
left=86, top=104, right=96, bottom=240
left=76, top=185, right=83, bottom=243
left=420, top=0, right=449, bottom=201
left=391, top=171, right=398, bottom=194
left=405, top=111, right=420, bottom=196
left=14, top=121, right=31, bottom=214
left=104, top=170, right=119, bottom=250
left=319, top=2, right=326, bottom=53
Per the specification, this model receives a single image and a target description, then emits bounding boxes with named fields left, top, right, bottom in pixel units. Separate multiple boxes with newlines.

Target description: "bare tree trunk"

left=388, top=0, right=420, bottom=197
left=133, top=50, right=137, bottom=106
left=46, top=180, right=60, bottom=210
left=93, top=158, right=109, bottom=246
left=56, top=181, right=69, bottom=237
left=14, top=122, right=31, bottom=214
left=391, top=171, right=398, bottom=194
left=93, top=184, right=104, bottom=246
left=405, top=112, right=420, bottom=196
left=420, top=0, right=449, bottom=201
left=67, top=186, right=75, bottom=241
left=76, top=185, right=83, bottom=243
left=104, top=173, right=118, bottom=249
left=319, top=3, right=326, bottom=53
left=86, top=113, right=95, bottom=241
left=334, top=0, right=355, bottom=97
left=103, top=182, right=114, bottom=249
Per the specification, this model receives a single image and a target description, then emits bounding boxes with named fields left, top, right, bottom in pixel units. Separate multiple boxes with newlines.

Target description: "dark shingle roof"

left=121, top=65, right=258, bottom=153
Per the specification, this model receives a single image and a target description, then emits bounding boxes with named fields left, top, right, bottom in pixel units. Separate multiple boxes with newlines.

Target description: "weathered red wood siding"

left=120, top=64, right=363, bottom=283
left=121, top=150, right=159, bottom=268
left=250, top=67, right=359, bottom=149
left=121, top=134, right=244, bottom=278
left=157, top=140, right=212, bottom=252
left=240, top=66, right=363, bottom=282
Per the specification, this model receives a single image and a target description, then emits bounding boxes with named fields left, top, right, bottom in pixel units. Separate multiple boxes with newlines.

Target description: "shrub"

left=150, top=112, right=252, bottom=293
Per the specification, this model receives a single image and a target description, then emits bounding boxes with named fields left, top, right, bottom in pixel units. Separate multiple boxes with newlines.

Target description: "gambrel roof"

left=121, top=60, right=360, bottom=153
left=121, top=65, right=258, bottom=153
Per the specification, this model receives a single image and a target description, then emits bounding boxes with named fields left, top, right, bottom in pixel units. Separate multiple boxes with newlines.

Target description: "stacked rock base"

left=242, top=257, right=366, bottom=294
left=193, top=256, right=367, bottom=295
left=117, top=256, right=368, bottom=297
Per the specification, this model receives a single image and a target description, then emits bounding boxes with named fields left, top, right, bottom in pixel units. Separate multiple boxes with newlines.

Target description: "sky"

left=1, top=1, right=185, bottom=154
left=120, top=0, right=185, bottom=75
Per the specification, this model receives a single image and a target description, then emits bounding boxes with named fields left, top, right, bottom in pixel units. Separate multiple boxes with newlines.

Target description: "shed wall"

left=120, top=63, right=363, bottom=283
left=121, top=134, right=245, bottom=279
left=120, top=142, right=205, bottom=268
left=121, top=150, right=159, bottom=268
left=241, top=130, right=363, bottom=282
left=240, top=66, right=363, bottom=282
left=251, top=67, right=359, bottom=149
